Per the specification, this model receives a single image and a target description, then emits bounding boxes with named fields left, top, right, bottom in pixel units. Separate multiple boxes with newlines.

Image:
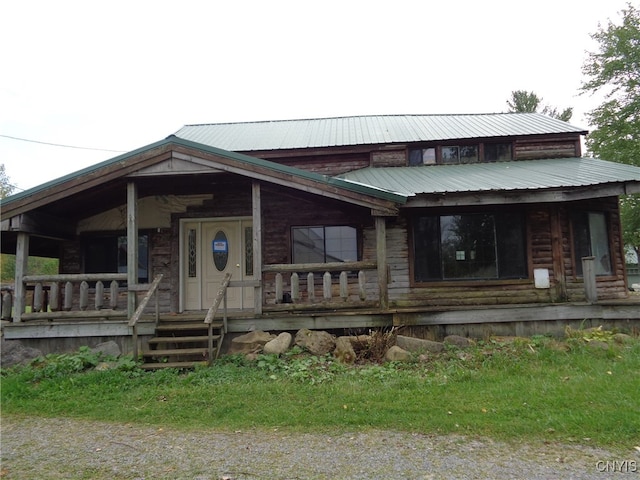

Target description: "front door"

left=182, top=218, right=254, bottom=311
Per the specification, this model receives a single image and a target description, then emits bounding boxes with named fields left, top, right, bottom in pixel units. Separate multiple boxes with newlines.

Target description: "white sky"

left=0, top=0, right=632, bottom=192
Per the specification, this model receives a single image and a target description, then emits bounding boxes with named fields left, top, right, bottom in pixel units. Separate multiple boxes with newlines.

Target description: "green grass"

left=2, top=337, right=639, bottom=449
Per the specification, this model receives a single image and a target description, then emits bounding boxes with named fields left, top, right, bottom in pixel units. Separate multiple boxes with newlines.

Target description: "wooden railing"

left=204, top=273, right=232, bottom=364
left=129, top=274, right=164, bottom=359
left=262, top=261, right=378, bottom=306
left=16, top=274, right=129, bottom=321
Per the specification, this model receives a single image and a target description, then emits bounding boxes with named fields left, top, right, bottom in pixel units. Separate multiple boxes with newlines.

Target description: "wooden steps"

left=140, top=319, right=224, bottom=370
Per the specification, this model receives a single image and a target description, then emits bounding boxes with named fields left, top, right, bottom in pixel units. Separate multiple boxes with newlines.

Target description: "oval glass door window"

left=212, top=231, right=229, bottom=271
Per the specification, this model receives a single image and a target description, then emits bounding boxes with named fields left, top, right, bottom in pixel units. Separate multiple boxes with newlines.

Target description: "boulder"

left=229, top=331, right=275, bottom=354
left=612, top=333, right=634, bottom=345
left=294, top=329, right=336, bottom=356
left=396, top=335, right=444, bottom=354
left=0, top=340, right=42, bottom=368
left=263, top=332, right=293, bottom=355
left=385, top=345, right=411, bottom=362
left=444, top=335, right=474, bottom=348
left=91, top=340, right=121, bottom=358
left=334, top=336, right=357, bottom=364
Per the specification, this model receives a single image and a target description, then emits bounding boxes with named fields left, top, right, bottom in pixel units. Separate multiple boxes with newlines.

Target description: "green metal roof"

left=337, top=158, right=640, bottom=197
left=175, top=113, right=587, bottom=152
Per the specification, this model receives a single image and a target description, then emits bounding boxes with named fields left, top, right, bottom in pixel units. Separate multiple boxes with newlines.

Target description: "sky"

left=0, top=0, right=633, bottom=192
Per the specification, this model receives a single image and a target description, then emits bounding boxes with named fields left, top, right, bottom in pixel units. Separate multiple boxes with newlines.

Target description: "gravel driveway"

left=1, top=416, right=637, bottom=479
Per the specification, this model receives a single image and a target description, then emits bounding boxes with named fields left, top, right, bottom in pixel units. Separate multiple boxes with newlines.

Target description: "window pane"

left=459, top=146, right=478, bottom=163
left=408, top=149, right=422, bottom=166
left=485, top=143, right=511, bottom=162
left=441, top=215, right=497, bottom=279
left=496, top=213, right=527, bottom=278
left=441, top=146, right=459, bottom=164
left=325, top=226, right=357, bottom=262
left=589, top=213, right=612, bottom=275
left=292, top=226, right=357, bottom=264
left=572, top=212, right=611, bottom=276
left=293, top=227, right=325, bottom=263
left=413, top=217, right=441, bottom=281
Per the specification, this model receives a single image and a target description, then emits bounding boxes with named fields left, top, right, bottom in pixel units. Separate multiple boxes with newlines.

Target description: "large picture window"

left=85, top=234, right=149, bottom=282
left=572, top=212, right=612, bottom=276
left=292, top=226, right=357, bottom=264
left=412, top=213, right=527, bottom=282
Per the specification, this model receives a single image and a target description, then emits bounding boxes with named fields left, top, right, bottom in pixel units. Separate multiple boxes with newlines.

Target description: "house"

left=2, top=113, right=639, bottom=365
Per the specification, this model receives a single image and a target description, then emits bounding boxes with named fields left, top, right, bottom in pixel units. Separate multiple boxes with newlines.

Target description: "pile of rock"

left=228, top=329, right=475, bottom=363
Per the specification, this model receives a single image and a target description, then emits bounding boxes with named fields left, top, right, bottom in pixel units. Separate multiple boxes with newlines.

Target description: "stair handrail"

left=128, top=274, right=164, bottom=359
left=204, top=273, right=232, bottom=364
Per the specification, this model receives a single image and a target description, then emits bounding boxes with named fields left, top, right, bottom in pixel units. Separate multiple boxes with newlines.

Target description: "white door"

left=183, top=218, right=254, bottom=311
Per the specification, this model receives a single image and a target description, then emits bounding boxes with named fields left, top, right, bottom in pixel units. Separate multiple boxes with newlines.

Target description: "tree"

left=506, top=90, right=573, bottom=121
left=581, top=3, right=640, bottom=260
left=0, top=164, right=59, bottom=282
left=0, top=164, right=14, bottom=199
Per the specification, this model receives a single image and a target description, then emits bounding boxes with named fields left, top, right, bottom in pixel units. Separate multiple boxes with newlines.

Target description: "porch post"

left=550, top=207, right=567, bottom=301
left=252, top=181, right=263, bottom=314
left=127, top=182, right=138, bottom=317
left=375, top=216, right=389, bottom=310
left=13, top=232, right=29, bottom=322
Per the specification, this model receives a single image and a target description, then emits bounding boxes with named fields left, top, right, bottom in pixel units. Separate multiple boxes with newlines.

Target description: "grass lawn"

left=2, top=332, right=639, bottom=449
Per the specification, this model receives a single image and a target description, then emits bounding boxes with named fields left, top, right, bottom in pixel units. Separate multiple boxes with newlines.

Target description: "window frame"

left=291, top=225, right=360, bottom=265
left=408, top=141, right=512, bottom=166
left=409, top=210, right=528, bottom=285
left=83, top=231, right=150, bottom=284
left=570, top=211, right=614, bottom=278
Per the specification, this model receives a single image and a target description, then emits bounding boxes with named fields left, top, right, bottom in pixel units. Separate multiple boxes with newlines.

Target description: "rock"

left=294, top=329, right=336, bottom=356
left=396, top=335, right=444, bottom=354
left=263, top=332, right=292, bottom=355
left=385, top=345, right=411, bottom=362
left=612, top=333, right=634, bottom=345
left=94, top=361, right=117, bottom=371
left=443, top=335, right=474, bottom=348
left=334, top=336, right=357, bottom=364
left=0, top=340, right=42, bottom=368
left=586, top=340, right=609, bottom=350
left=229, top=331, right=275, bottom=354
left=91, top=340, right=121, bottom=358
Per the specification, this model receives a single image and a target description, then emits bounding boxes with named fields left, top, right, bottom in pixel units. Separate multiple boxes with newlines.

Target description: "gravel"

left=2, top=416, right=638, bottom=479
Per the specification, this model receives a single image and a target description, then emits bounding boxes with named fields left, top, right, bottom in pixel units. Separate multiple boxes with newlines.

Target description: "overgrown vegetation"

left=2, top=330, right=639, bottom=449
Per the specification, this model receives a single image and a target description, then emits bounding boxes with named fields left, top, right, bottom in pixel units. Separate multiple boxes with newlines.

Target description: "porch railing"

left=204, top=272, right=232, bottom=364
left=262, top=261, right=378, bottom=307
left=128, top=274, right=164, bottom=359
left=16, top=274, right=129, bottom=321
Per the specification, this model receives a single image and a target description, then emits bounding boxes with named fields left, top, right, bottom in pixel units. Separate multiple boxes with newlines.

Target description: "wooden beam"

left=376, top=216, right=388, bottom=310
left=405, top=184, right=632, bottom=207
left=13, top=232, right=29, bottom=322
left=549, top=207, right=567, bottom=301
left=252, top=181, right=263, bottom=314
left=127, top=182, right=138, bottom=317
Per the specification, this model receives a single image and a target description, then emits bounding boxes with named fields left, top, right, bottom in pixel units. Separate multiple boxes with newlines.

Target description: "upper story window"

left=292, top=226, right=358, bottom=264
left=441, top=145, right=479, bottom=164
left=408, top=143, right=512, bottom=166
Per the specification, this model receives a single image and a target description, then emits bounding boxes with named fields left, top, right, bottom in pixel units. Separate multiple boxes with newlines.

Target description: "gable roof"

left=338, top=157, right=640, bottom=199
left=0, top=136, right=406, bottom=220
left=175, top=113, right=588, bottom=152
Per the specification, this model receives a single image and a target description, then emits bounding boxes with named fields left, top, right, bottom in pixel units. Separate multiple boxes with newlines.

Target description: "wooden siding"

left=381, top=199, right=628, bottom=308
left=514, top=137, right=580, bottom=160
left=371, top=150, right=406, bottom=168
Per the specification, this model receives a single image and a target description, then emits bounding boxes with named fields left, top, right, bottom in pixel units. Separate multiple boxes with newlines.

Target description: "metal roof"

left=175, top=113, right=587, bottom=152
left=337, top=158, right=640, bottom=197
